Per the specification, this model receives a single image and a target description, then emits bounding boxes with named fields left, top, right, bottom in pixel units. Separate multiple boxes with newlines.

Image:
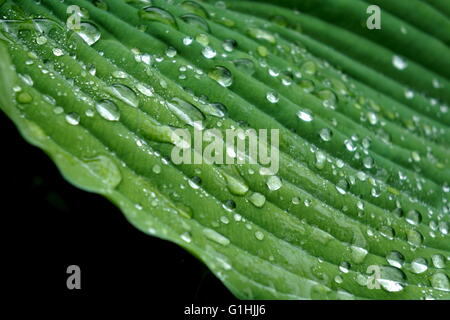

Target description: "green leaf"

left=0, top=0, right=449, bottom=299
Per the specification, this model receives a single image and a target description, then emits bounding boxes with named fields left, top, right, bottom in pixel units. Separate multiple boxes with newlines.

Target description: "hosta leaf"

left=0, top=0, right=449, bottom=299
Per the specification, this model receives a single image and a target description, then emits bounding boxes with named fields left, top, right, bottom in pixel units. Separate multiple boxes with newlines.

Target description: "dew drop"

left=65, top=112, right=80, bottom=126
left=222, top=39, right=237, bottom=52
left=297, top=109, right=313, bottom=122
left=110, top=84, right=139, bottom=108
left=75, top=22, right=101, bottom=46
left=208, top=66, right=233, bottom=87
left=255, top=231, right=265, bottom=240
left=392, top=55, right=407, bottom=70
left=319, top=128, right=332, bottom=141
left=266, top=91, right=279, bottom=104
left=386, top=251, right=405, bottom=268
left=180, top=13, right=210, bottom=32
left=139, top=6, right=178, bottom=29
left=203, top=228, right=230, bottom=246
left=266, top=175, right=282, bottom=191
left=411, top=257, right=428, bottom=274
left=202, top=46, right=217, bottom=59
left=377, top=266, right=406, bottom=292
left=431, top=273, right=450, bottom=292
left=248, top=192, right=266, bottom=208
left=96, top=99, right=120, bottom=121
left=405, top=209, right=422, bottom=226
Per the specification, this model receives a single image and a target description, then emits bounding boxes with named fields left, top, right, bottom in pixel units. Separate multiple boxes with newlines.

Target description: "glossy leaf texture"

left=0, top=0, right=449, bottom=299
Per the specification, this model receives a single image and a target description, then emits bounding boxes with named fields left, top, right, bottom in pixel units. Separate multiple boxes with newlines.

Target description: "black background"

left=1, top=111, right=235, bottom=302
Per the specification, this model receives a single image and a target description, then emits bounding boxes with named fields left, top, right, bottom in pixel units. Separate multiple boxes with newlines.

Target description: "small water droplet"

left=255, top=231, right=265, bottom=240
left=65, top=112, right=80, bottom=125
left=431, top=272, right=450, bottom=292
left=392, top=55, right=407, bottom=70
left=248, top=192, right=266, bottom=208
left=203, top=228, right=230, bottom=246
left=386, top=251, right=405, bottom=268
left=319, top=128, right=332, bottom=141
left=202, top=46, right=217, bottom=59
left=405, top=210, right=422, bottom=226
left=297, top=109, right=313, bottom=122
left=266, top=91, right=279, bottom=104
left=222, top=39, right=237, bottom=52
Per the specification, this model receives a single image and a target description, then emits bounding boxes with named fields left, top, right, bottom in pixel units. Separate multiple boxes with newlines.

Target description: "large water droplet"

left=266, top=91, right=279, bottom=104
left=167, top=97, right=205, bottom=129
left=75, top=22, right=101, bottom=46
left=377, top=266, right=406, bottom=292
left=110, top=84, right=139, bottom=108
left=233, top=58, right=256, bottom=75
left=181, top=0, right=209, bottom=18
left=96, top=99, right=121, bottom=121
left=208, top=66, right=233, bottom=87
left=267, top=175, right=282, bottom=191
left=139, top=6, right=178, bottom=29
left=431, top=273, right=450, bottom=292
left=180, top=13, right=210, bottom=32
left=386, top=251, right=405, bottom=268
left=411, top=257, right=428, bottom=274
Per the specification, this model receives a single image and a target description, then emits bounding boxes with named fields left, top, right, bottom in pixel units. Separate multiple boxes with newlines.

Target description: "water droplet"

left=298, top=79, right=315, bottom=93
left=202, top=46, right=217, bottom=59
left=319, top=128, right=332, bottom=141
left=195, top=33, right=209, bottom=46
left=266, top=91, right=279, bottom=104
left=406, top=229, right=423, bottom=246
left=363, top=156, right=374, bottom=169
left=167, top=98, right=205, bottom=129
left=75, top=22, right=101, bottom=46
left=52, top=48, right=64, bottom=56
left=203, top=228, right=230, bottom=246
left=438, top=221, right=448, bottom=235
left=139, top=6, right=178, bottom=29
left=315, top=150, right=326, bottom=169
left=336, top=179, right=349, bottom=195
left=392, top=55, right=407, bottom=70
left=344, top=139, right=357, bottom=152
left=222, top=39, right=237, bottom=52
left=112, top=70, right=128, bottom=79
left=267, top=175, right=282, bottom=191
left=339, top=261, right=350, bottom=273
left=248, top=192, right=266, bottom=208
left=386, top=251, right=405, bottom=268
left=247, top=28, right=276, bottom=44
left=233, top=58, right=256, bottom=75
left=65, top=112, right=80, bottom=125
left=208, top=66, right=233, bottom=87
left=379, top=225, right=395, bottom=240
left=411, top=257, right=428, bottom=274
left=16, top=91, right=33, bottom=104
left=96, top=99, right=120, bottom=121
left=405, top=210, right=422, bottom=226
left=180, top=13, right=210, bottom=32
left=188, top=176, right=202, bottom=189
left=431, top=273, right=450, bottom=292
left=181, top=0, right=209, bottom=18
left=255, top=231, right=265, bottom=240
left=180, top=232, right=192, bottom=243
left=165, top=46, right=177, bottom=58
left=431, top=254, right=445, bottom=269
left=136, top=83, right=154, bottom=97
left=301, top=61, right=317, bottom=75
left=36, top=35, right=47, bottom=45
left=183, top=36, right=193, bottom=46
left=297, top=109, right=313, bottom=122
left=110, top=84, right=139, bottom=108
left=223, top=199, right=236, bottom=211
left=377, top=266, right=406, bottom=292
left=152, top=164, right=161, bottom=174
